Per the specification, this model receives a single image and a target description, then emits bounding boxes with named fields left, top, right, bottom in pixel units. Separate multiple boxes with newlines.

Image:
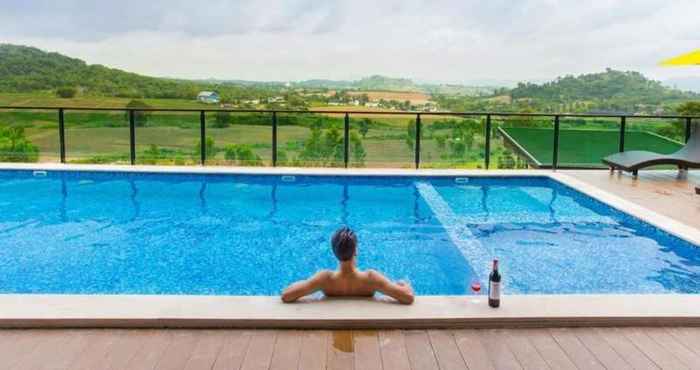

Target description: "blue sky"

left=2, top=0, right=699, bottom=83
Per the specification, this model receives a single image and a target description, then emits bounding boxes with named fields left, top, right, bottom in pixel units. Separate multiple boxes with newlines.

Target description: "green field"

left=501, top=127, right=684, bottom=167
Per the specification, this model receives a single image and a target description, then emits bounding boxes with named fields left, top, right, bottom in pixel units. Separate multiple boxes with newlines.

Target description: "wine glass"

left=470, top=278, right=482, bottom=304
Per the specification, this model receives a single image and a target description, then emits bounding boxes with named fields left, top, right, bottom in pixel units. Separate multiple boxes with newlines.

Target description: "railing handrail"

left=0, top=105, right=697, bottom=170
left=0, top=106, right=699, bottom=120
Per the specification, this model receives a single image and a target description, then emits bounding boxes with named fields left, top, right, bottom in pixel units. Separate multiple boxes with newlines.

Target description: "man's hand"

left=369, top=272, right=415, bottom=305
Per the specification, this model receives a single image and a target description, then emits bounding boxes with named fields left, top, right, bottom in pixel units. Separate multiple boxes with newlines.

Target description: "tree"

left=405, top=120, right=417, bottom=151
left=56, top=87, right=77, bottom=98
left=657, top=102, right=700, bottom=141
left=358, top=94, right=369, bottom=105
left=0, top=126, right=39, bottom=162
left=358, top=118, right=370, bottom=138
left=125, top=100, right=151, bottom=127
left=436, top=135, right=447, bottom=150
left=298, top=124, right=348, bottom=166
left=224, top=144, right=262, bottom=165
left=195, top=136, right=216, bottom=159
left=213, top=111, right=231, bottom=128
left=350, top=132, right=366, bottom=166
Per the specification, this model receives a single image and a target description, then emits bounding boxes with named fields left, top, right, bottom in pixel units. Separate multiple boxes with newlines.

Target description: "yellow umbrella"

left=659, top=49, right=700, bottom=66
left=660, top=50, right=700, bottom=194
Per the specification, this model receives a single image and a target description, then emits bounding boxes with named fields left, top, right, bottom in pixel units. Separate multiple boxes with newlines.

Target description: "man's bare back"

left=281, top=227, right=415, bottom=305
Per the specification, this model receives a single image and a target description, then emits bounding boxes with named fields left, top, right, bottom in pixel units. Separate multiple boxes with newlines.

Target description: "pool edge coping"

left=1, top=163, right=699, bottom=328
left=1, top=294, right=700, bottom=329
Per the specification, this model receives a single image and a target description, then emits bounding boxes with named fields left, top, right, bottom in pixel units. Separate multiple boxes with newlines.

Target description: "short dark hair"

left=331, top=227, right=357, bottom=261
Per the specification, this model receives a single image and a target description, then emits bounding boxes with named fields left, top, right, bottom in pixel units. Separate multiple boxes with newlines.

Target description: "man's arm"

left=281, top=271, right=331, bottom=303
left=367, top=270, right=415, bottom=305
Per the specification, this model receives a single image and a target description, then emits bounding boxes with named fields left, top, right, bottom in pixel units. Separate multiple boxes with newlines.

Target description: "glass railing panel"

left=490, top=115, right=552, bottom=169
left=557, top=117, right=619, bottom=168
left=64, top=109, right=130, bottom=164
left=204, top=111, right=271, bottom=166
left=0, top=108, right=58, bottom=163
left=277, top=112, right=345, bottom=167
left=134, top=111, right=199, bottom=165
left=348, top=113, right=414, bottom=168
left=420, top=114, right=485, bottom=169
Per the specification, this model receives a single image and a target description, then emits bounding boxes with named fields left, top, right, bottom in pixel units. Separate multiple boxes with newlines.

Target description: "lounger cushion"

left=602, top=151, right=671, bottom=171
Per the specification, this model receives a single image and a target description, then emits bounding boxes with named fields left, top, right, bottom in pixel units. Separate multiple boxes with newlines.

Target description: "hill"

left=293, top=75, right=498, bottom=95
left=292, top=75, right=418, bottom=91
left=0, top=44, right=277, bottom=100
left=509, top=69, right=697, bottom=112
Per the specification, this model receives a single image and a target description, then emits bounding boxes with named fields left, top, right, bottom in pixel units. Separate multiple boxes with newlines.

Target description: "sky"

left=2, top=0, right=699, bottom=85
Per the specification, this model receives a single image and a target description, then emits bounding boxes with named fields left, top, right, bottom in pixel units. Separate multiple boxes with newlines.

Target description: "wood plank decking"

left=2, top=327, right=700, bottom=369
left=566, top=169, right=700, bottom=230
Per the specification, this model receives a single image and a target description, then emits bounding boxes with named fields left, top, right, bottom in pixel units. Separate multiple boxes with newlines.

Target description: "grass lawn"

left=500, top=127, right=684, bottom=167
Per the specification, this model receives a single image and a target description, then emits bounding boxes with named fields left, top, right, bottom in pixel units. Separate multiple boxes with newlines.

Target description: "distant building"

left=197, top=91, right=220, bottom=104
left=365, top=101, right=380, bottom=108
left=267, top=96, right=285, bottom=103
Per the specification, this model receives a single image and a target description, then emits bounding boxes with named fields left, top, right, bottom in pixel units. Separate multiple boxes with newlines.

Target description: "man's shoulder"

left=312, top=270, right=334, bottom=280
left=364, top=269, right=388, bottom=282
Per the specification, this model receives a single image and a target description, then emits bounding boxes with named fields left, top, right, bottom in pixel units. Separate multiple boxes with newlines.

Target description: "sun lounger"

left=602, top=125, right=700, bottom=176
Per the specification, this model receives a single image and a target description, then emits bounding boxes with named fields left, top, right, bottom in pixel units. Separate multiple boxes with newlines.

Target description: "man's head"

left=331, top=227, right=357, bottom=262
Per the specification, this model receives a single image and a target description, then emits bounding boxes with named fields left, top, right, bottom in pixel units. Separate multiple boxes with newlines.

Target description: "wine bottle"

left=488, top=259, right=501, bottom=308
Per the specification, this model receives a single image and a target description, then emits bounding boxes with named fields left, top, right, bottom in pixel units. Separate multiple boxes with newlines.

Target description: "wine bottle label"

left=489, top=282, right=500, bottom=300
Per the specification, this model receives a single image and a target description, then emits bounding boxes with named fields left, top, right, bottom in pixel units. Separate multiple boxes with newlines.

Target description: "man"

left=281, top=227, right=415, bottom=304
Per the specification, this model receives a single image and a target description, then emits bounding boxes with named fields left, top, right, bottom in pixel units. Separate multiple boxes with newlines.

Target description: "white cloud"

left=2, top=0, right=699, bottom=83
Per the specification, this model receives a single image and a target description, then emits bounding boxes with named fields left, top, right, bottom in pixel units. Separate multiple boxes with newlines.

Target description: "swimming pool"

left=0, top=169, right=698, bottom=296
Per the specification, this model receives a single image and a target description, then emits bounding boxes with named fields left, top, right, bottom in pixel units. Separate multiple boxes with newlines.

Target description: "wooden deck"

left=2, top=327, right=700, bottom=369
left=566, top=169, right=700, bottom=229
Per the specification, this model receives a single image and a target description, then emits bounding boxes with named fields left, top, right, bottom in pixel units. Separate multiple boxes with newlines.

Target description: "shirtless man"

left=281, top=227, right=415, bottom=304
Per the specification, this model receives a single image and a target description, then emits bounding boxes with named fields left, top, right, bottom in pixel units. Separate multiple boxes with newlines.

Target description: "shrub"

left=56, top=87, right=77, bottom=98
left=212, top=111, right=231, bottom=128
left=0, top=126, right=39, bottom=162
left=224, top=144, right=262, bottom=165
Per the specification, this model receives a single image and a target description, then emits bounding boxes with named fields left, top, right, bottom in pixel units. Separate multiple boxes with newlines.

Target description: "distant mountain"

left=0, top=44, right=275, bottom=99
left=291, top=75, right=417, bottom=91
left=664, top=76, right=700, bottom=93
left=292, top=75, right=499, bottom=95
left=510, top=69, right=697, bottom=108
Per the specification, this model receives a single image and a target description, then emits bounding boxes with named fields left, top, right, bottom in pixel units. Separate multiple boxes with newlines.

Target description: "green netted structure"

left=499, top=127, right=683, bottom=168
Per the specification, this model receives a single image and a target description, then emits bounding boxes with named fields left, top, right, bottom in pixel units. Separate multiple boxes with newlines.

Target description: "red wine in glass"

left=470, top=279, right=482, bottom=303
left=471, top=280, right=481, bottom=294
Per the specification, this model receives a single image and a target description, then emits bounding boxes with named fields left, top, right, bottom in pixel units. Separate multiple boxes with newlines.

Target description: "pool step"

left=415, top=181, right=494, bottom=281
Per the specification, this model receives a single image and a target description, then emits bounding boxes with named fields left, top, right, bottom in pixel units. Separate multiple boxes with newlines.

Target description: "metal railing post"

left=344, top=113, right=349, bottom=168
left=200, top=110, right=206, bottom=165
left=272, top=112, right=278, bottom=167
left=58, top=108, right=66, bottom=163
left=129, top=110, right=136, bottom=165
left=552, top=115, right=560, bottom=169
left=686, top=117, right=692, bottom=143
left=485, top=114, right=491, bottom=169
left=619, top=116, right=626, bottom=152
left=415, top=113, right=421, bottom=169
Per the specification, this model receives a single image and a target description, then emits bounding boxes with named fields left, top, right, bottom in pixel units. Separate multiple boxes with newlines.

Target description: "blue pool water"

left=0, top=170, right=698, bottom=295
